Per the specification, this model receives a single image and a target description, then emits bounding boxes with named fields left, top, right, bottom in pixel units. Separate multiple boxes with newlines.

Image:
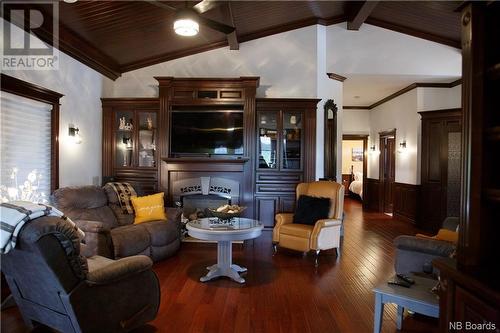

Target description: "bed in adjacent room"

left=349, top=171, right=363, bottom=199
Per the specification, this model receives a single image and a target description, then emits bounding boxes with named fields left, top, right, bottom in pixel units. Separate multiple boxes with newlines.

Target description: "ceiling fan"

left=146, top=0, right=236, bottom=37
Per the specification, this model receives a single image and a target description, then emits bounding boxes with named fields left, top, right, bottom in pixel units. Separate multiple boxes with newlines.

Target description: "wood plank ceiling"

left=2, top=1, right=462, bottom=80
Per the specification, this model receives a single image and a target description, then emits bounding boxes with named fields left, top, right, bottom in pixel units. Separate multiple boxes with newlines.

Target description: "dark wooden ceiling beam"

left=120, top=15, right=347, bottom=73
left=365, top=17, right=461, bottom=49
left=222, top=2, right=239, bottom=50
left=193, top=0, right=221, bottom=14
left=346, top=1, right=380, bottom=30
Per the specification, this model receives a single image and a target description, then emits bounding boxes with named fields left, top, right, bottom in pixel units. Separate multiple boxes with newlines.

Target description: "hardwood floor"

left=1, top=198, right=438, bottom=333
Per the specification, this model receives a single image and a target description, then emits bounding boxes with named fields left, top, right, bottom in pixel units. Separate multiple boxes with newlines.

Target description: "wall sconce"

left=398, top=140, right=407, bottom=153
left=369, top=144, right=380, bottom=155
left=290, top=115, right=297, bottom=125
left=68, top=124, right=82, bottom=144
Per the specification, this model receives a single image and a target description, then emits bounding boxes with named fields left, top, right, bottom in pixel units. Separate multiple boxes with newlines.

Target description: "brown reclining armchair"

left=273, top=181, right=344, bottom=265
left=1, top=216, right=160, bottom=333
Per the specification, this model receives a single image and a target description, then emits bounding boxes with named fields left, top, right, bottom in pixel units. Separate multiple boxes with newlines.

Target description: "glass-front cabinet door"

left=282, top=112, right=302, bottom=170
left=138, top=111, right=157, bottom=167
left=257, top=111, right=278, bottom=169
left=115, top=110, right=134, bottom=168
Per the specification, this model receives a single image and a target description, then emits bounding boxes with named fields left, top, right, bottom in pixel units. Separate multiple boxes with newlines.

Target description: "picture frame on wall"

left=352, top=148, right=363, bottom=162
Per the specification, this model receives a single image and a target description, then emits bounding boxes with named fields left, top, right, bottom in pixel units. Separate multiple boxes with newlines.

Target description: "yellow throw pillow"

left=131, top=193, right=166, bottom=224
left=416, top=228, right=458, bottom=244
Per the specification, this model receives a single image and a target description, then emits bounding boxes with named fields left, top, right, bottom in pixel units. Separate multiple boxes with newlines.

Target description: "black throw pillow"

left=293, top=195, right=331, bottom=226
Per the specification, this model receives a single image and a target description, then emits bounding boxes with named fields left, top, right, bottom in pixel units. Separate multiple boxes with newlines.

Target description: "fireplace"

left=173, top=176, right=240, bottom=219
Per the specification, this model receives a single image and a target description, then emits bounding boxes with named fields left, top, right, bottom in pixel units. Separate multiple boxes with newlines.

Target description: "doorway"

left=379, top=130, right=396, bottom=215
left=342, top=135, right=368, bottom=201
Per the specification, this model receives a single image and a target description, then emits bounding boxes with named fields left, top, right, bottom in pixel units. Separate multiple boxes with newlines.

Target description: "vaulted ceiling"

left=2, top=1, right=462, bottom=80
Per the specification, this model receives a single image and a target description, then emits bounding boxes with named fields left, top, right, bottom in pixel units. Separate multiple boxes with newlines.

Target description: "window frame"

left=1, top=74, right=63, bottom=193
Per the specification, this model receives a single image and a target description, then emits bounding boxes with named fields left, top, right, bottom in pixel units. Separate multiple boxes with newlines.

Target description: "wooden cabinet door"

left=279, top=196, right=296, bottom=213
left=455, top=286, right=499, bottom=331
left=255, top=196, right=279, bottom=228
left=420, top=110, right=462, bottom=231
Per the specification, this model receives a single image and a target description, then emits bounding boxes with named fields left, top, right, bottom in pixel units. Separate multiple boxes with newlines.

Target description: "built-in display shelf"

left=162, top=157, right=250, bottom=163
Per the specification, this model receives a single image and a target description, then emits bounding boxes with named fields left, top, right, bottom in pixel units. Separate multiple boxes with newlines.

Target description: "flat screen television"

left=171, top=111, right=244, bottom=155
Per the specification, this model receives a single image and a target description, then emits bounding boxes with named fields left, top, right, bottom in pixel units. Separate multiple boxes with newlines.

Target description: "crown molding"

left=327, top=73, right=347, bottom=82
left=345, top=79, right=462, bottom=110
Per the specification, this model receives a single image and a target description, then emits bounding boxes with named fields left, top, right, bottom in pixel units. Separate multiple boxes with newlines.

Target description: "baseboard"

left=393, top=212, right=416, bottom=224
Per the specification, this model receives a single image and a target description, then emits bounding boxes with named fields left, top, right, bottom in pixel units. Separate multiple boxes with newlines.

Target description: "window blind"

left=1, top=91, right=52, bottom=203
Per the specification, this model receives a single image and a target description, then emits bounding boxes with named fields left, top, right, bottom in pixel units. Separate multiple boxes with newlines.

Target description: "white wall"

left=326, top=23, right=461, bottom=77
left=110, top=26, right=319, bottom=98
left=316, top=25, right=343, bottom=180
left=368, top=89, right=419, bottom=184
left=1, top=19, right=112, bottom=187
left=367, top=86, right=462, bottom=185
left=417, top=85, right=462, bottom=111
left=342, top=109, right=370, bottom=134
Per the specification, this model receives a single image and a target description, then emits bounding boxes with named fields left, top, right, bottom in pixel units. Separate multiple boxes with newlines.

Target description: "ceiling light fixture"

left=63, top=0, right=78, bottom=3
left=173, top=9, right=199, bottom=36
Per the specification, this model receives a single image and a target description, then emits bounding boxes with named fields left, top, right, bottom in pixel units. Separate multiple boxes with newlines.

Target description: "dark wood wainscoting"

left=364, top=179, right=420, bottom=224
left=363, top=178, right=381, bottom=211
left=393, top=182, right=420, bottom=224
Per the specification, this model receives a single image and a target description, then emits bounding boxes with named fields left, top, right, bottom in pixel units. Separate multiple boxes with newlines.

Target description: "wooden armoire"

left=419, top=109, right=462, bottom=232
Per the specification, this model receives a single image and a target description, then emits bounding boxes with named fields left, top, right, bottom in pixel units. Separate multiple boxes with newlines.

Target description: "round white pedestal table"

left=186, top=217, right=263, bottom=284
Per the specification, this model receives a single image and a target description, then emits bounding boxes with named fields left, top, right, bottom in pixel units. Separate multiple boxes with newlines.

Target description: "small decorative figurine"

left=119, top=117, right=126, bottom=130
left=123, top=119, right=133, bottom=131
left=147, top=117, right=153, bottom=130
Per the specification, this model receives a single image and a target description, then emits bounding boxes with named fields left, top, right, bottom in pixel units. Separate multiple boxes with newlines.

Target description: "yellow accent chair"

left=272, top=181, right=344, bottom=265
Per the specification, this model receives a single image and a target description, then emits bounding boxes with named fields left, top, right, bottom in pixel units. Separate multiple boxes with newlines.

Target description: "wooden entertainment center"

left=102, top=77, right=319, bottom=227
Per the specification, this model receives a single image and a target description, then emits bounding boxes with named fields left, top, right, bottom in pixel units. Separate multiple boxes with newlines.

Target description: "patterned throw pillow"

left=131, top=193, right=167, bottom=224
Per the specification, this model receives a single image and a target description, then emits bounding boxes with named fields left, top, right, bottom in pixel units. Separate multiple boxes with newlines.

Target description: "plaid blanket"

left=106, top=182, right=137, bottom=214
left=0, top=201, right=85, bottom=254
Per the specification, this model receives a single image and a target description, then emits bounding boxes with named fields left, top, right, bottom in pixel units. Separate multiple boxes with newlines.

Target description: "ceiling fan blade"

left=144, top=0, right=177, bottom=12
left=198, top=16, right=235, bottom=34
left=193, top=0, right=224, bottom=14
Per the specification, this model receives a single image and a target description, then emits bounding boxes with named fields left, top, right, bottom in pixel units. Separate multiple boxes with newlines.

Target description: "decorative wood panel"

left=363, top=178, right=381, bottom=211
left=393, top=182, right=420, bottom=224
left=255, top=196, right=279, bottom=228
left=279, top=196, right=296, bottom=213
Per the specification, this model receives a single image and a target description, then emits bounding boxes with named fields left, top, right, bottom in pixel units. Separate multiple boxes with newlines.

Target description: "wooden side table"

left=372, top=275, right=439, bottom=333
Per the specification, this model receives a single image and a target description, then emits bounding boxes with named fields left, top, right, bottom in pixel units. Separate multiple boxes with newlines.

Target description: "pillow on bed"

left=354, top=172, right=363, bottom=181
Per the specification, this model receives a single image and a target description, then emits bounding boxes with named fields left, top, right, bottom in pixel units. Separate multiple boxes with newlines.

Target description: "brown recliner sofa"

left=52, top=185, right=181, bottom=262
left=1, top=215, right=160, bottom=333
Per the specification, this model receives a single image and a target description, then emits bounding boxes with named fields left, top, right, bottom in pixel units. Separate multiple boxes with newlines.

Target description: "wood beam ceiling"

left=346, top=1, right=380, bottom=30
left=365, top=17, right=461, bottom=49
left=223, top=3, right=239, bottom=50
left=2, top=3, right=121, bottom=80
left=1, top=2, right=461, bottom=79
